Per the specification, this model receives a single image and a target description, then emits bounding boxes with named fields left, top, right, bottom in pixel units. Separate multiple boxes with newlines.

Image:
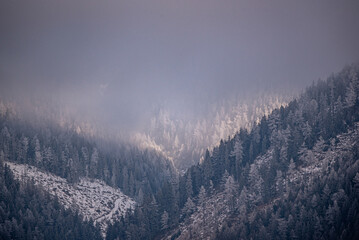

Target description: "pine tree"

left=33, top=136, right=42, bottom=165
left=90, top=148, right=99, bottom=177
left=202, top=149, right=213, bottom=187
left=182, top=197, right=195, bottom=217
left=224, top=175, right=236, bottom=210
left=197, top=186, right=206, bottom=207
left=345, top=69, right=358, bottom=108
left=185, top=171, right=193, bottom=199
left=161, top=211, right=169, bottom=230
left=230, top=135, right=243, bottom=180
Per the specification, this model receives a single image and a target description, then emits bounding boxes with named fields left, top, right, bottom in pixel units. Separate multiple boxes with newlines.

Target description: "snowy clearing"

left=6, top=162, right=136, bottom=238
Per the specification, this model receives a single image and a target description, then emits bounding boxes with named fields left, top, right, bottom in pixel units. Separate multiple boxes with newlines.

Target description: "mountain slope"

left=169, top=65, right=359, bottom=240
left=165, top=122, right=359, bottom=239
left=1, top=64, right=358, bottom=239
left=0, top=101, right=176, bottom=200
left=108, top=65, right=359, bottom=240
left=0, top=161, right=103, bottom=240
left=7, top=162, right=135, bottom=237
left=0, top=96, right=176, bottom=239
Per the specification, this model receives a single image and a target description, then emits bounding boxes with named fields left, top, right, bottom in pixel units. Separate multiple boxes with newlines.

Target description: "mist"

left=1, top=0, right=359, bottom=133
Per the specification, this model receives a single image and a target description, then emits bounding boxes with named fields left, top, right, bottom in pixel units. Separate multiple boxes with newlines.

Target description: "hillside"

left=170, top=65, right=359, bottom=240
left=7, top=162, right=135, bottom=237
left=106, top=65, right=359, bottom=240
left=0, top=160, right=103, bottom=240
left=0, top=102, right=176, bottom=200
left=1, top=0, right=359, bottom=238
left=0, top=65, right=358, bottom=240
left=165, top=122, right=359, bottom=239
left=0, top=96, right=176, bottom=239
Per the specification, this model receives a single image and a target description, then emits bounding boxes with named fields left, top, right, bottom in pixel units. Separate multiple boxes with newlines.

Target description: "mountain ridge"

left=106, top=64, right=359, bottom=240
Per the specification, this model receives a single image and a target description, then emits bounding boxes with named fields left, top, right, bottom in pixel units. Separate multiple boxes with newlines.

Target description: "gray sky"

left=1, top=0, right=359, bottom=130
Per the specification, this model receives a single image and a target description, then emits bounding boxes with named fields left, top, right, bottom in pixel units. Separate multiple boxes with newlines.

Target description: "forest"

left=0, top=65, right=359, bottom=239
left=107, top=65, right=359, bottom=239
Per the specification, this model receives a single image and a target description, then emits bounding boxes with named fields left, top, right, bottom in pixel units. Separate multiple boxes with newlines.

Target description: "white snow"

left=6, top=162, right=136, bottom=238
left=289, top=124, right=359, bottom=185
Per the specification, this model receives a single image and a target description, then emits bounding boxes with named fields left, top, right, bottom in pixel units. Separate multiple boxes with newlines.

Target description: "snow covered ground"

left=6, top=162, right=136, bottom=238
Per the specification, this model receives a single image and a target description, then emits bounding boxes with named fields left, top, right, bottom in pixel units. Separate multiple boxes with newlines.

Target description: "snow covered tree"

left=299, top=145, right=315, bottom=165
left=111, top=163, right=117, bottom=187
left=18, top=135, right=28, bottom=163
left=202, top=149, right=213, bottom=187
left=0, top=150, right=4, bottom=163
left=275, top=170, right=284, bottom=194
left=345, top=69, right=358, bottom=108
left=230, top=135, right=243, bottom=180
left=0, top=127, right=10, bottom=160
left=268, top=110, right=280, bottom=133
left=197, top=186, right=206, bottom=207
left=161, top=211, right=169, bottom=230
left=224, top=175, right=235, bottom=195
left=288, top=158, right=295, bottom=175
left=224, top=175, right=236, bottom=210
left=33, top=136, right=42, bottom=164
left=221, top=170, right=230, bottom=187
left=313, top=137, right=326, bottom=157
left=182, top=197, right=195, bottom=217
left=122, top=166, right=129, bottom=194
left=326, top=200, right=339, bottom=227
left=90, top=148, right=99, bottom=177
left=43, top=147, right=53, bottom=168
left=185, top=171, right=193, bottom=199
left=80, top=147, right=89, bottom=177
left=137, top=187, right=144, bottom=204
left=248, top=164, right=264, bottom=205
left=238, top=186, right=248, bottom=220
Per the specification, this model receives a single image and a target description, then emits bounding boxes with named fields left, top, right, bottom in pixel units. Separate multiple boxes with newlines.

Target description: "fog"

left=1, top=0, right=359, bottom=132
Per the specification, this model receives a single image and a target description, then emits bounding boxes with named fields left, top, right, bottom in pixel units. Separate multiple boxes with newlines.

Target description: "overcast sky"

left=1, top=0, right=359, bottom=129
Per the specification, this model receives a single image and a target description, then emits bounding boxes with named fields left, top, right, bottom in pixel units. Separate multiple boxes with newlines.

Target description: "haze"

left=1, top=0, right=359, bottom=132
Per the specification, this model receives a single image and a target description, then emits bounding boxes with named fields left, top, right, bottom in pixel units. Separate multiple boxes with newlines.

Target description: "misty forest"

left=1, top=1, right=359, bottom=240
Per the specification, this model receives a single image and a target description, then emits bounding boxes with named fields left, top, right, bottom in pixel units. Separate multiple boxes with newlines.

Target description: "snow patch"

left=6, top=162, right=136, bottom=238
